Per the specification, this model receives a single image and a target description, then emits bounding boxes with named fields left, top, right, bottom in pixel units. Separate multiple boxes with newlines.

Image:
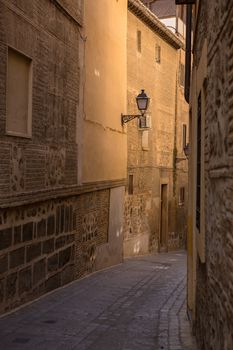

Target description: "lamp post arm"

left=121, top=114, right=141, bottom=125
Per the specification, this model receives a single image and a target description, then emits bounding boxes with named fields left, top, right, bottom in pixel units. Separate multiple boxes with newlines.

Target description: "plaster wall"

left=95, top=186, right=124, bottom=270
left=83, top=0, right=127, bottom=183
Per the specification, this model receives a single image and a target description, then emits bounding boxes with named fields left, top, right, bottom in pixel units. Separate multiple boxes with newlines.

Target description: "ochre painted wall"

left=83, top=0, right=127, bottom=182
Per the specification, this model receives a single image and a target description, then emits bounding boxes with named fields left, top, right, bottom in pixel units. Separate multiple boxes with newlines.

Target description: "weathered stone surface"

left=9, top=247, right=25, bottom=269
left=33, top=258, right=46, bottom=285
left=55, top=235, right=66, bottom=250
left=64, top=206, right=70, bottom=232
left=22, top=222, right=33, bottom=242
left=0, top=279, right=4, bottom=303
left=6, top=272, right=17, bottom=300
left=18, top=267, right=32, bottom=294
left=0, top=254, right=8, bottom=274
left=37, top=219, right=46, bottom=238
left=47, top=253, right=58, bottom=273
left=26, top=243, right=41, bottom=263
left=42, top=238, right=54, bottom=254
left=60, top=205, right=65, bottom=234
left=0, top=228, right=12, bottom=251
left=47, top=215, right=55, bottom=236
left=61, top=264, right=75, bottom=285
left=45, top=273, right=61, bottom=293
left=59, top=246, right=72, bottom=268
left=190, top=1, right=233, bottom=349
left=13, top=225, right=21, bottom=244
left=56, top=206, right=60, bottom=235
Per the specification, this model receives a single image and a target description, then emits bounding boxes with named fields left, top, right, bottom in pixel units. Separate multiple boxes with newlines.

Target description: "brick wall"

left=0, top=0, right=79, bottom=197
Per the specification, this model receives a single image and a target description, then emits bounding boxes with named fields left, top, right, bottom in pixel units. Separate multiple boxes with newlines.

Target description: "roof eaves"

left=128, top=0, right=183, bottom=49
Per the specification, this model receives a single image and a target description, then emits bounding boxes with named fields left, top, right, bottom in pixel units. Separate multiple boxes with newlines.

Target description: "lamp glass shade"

left=136, top=89, right=150, bottom=114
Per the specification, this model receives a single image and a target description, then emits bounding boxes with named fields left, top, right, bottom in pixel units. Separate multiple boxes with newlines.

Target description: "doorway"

left=160, top=184, right=168, bottom=252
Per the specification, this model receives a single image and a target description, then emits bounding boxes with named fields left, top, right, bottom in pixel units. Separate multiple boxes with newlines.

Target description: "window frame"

left=196, top=92, right=201, bottom=231
left=179, top=186, right=185, bottom=206
left=128, top=174, right=134, bottom=195
left=182, top=123, right=187, bottom=150
left=6, top=45, right=33, bottom=139
left=137, top=30, right=142, bottom=53
left=155, top=44, right=161, bottom=63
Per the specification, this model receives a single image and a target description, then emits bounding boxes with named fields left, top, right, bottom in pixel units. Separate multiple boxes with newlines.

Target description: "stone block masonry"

left=0, top=188, right=110, bottom=314
left=0, top=199, right=75, bottom=314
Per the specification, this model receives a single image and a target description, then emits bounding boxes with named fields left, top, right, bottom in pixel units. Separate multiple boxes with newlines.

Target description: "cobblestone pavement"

left=0, top=251, right=197, bottom=350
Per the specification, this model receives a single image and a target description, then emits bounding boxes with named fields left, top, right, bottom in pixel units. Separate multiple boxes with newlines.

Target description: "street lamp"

left=121, top=89, right=150, bottom=125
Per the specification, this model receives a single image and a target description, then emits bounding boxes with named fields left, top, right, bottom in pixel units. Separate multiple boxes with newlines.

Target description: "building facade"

left=124, top=0, right=189, bottom=257
left=181, top=0, right=233, bottom=349
left=0, top=0, right=127, bottom=314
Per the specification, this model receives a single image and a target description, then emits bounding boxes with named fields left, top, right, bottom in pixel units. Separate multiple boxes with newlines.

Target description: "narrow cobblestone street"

left=0, top=251, right=197, bottom=350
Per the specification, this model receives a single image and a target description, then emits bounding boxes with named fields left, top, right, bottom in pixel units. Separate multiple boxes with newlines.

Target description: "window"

left=196, top=92, right=201, bottom=231
left=6, top=47, right=32, bottom=137
left=179, top=63, right=185, bottom=87
left=137, top=30, right=141, bottom=53
left=128, top=175, right=134, bottom=195
left=179, top=187, right=185, bottom=205
left=182, top=124, right=187, bottom=150
left=155, top=44, right=161, bottom=63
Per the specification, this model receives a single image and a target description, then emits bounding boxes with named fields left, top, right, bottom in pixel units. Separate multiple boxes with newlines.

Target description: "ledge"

left=0, top=179, right=126, bottom=209
left=128, top=0, right=183, bottom=49
left=52, top=0, right=83, bottom=27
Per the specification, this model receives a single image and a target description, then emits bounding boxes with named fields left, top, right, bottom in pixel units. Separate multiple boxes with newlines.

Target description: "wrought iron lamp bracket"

left=121, top=114, right=142, bottom=125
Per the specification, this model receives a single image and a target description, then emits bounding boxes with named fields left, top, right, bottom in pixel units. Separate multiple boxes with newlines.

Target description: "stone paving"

left=0, top=251, right=197, bottom=350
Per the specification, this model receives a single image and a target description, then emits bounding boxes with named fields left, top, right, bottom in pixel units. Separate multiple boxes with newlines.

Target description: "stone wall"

left=0, top=199, right=75, bottom=314
left=193, top=1, right=233, bottom=349
left=75, top=190, right=110, bottom=278
left=0, top=188, right=113, bottom=314
left=124, top=7, right=188, bottom=256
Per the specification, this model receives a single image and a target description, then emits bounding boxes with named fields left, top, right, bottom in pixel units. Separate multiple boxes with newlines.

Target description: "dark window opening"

left=179, top=187, right=185, bottom=205
left=179, top=63, right=185, bottom=87
left=182, top=124, right=187, bottom=149
left=155, top=44, right=161, bottom=63
left=196, top=92, right=201, bottom=231
left=128, top=175, right=134, bottom=195
left=137, top=30, right=141, bottom=53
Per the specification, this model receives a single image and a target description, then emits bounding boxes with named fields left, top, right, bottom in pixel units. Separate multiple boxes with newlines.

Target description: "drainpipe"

left=185, top=4, right=192, bottom=103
